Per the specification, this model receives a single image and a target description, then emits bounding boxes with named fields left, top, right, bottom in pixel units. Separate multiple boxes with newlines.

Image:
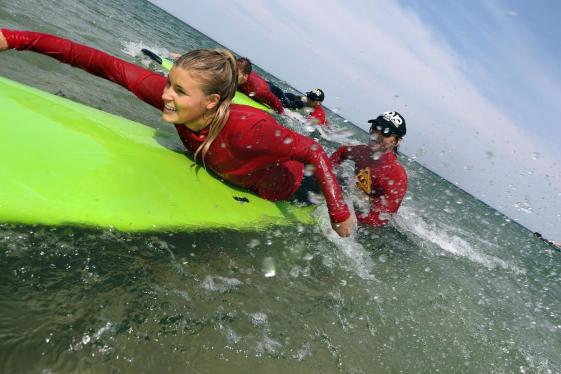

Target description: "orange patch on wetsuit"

left=356, top=167, right=372, bottom=194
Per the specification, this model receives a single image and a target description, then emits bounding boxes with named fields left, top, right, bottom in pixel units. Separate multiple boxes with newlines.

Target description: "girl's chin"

left=162, top=112, right=178, bottom=122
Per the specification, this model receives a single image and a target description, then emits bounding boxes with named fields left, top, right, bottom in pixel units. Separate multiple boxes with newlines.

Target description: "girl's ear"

left=393, top=137, right=401, bottom=147
left=205, top=93, right=221, bottom=110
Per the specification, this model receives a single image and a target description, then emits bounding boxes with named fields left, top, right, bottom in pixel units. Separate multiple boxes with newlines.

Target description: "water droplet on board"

left=262, top=257, right=276, bottom=277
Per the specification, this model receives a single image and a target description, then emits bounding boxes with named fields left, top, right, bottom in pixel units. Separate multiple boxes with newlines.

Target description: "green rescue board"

left=233, top=90, right=270, bottom=111
left=0, top=76, right=315, bottom=231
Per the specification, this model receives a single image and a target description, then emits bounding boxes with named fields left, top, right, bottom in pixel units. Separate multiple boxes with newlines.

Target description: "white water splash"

left=71, top=322, right=113, bottom=351
left=249, top=312, right=269, bottom=327
left=280, top=109, right=358, bottom=146
left=396, top=206, right=523, bottom=273
left=292, top=342, right=313, bottom=361
left=255, top=335, right=283, bottom=356
left=201, top=275, right=242, bottom=293
left=315, top=124, right=359, bottom=145
left=314, top=205, right=380, bottom=282
left=120, top=40, right=172, bottom=72
left=221, top=326, right=242, bottom=344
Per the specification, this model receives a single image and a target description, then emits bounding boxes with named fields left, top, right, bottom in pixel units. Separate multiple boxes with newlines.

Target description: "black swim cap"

left=306, top=88, right=325, bottom=102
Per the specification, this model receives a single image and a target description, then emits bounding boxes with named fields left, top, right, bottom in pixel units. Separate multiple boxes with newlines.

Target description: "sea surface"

left=1, top=0, right=560, bottom=373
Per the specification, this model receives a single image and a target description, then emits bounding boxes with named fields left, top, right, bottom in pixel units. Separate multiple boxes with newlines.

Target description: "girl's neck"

left=184, top=117, right=211, bottom=132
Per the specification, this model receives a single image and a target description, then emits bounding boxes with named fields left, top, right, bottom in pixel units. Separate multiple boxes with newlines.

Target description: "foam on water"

left=201, top=275, right=243, bottom=293
left=396, top=206, right=523, bottom=273
left=72, top=322, right=114, bottom=352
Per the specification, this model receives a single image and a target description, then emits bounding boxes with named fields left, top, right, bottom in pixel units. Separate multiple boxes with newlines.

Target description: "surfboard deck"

left=0, top=76, right=315, bottom=231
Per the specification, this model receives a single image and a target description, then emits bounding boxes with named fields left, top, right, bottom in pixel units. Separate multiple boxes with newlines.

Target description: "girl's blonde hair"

left=175, top=49, right=238, bottom=164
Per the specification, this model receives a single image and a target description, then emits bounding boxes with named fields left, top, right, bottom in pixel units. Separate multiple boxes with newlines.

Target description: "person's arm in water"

left=240, top=73, right=285, bottom=114
left=0, top=29, right=166, bottom=110
left=330, top=146, right=351, bottom=165
left=255, top=88, right=285, bottom=114
left=233, top=118, right=353, bottom=236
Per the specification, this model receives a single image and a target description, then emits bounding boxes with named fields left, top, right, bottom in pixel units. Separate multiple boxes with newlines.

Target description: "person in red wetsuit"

left=236, top=57, right=284, bottom=114
left=0, top=29, right=353, bottom=236
left=269, top=85, right=329, bottom=126
left=330, top=112, right=408, bottom=227
left=305, top=88, right=328, bottom=126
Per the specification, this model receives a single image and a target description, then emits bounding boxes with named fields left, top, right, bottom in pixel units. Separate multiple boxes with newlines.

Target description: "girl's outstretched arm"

left=0, top=29, right=166, bottom=110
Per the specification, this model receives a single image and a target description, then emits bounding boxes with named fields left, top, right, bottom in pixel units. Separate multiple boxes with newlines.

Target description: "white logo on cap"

left=311, top=88, right=322, bottom=96
left=382, top=111, right=403, bottom=127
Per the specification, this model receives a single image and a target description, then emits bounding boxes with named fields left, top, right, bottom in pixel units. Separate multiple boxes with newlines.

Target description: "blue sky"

left=149, top=0, right=561, bottom=239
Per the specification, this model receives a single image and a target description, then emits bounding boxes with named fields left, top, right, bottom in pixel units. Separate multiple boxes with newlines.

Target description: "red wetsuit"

left=4, top=29, right=350, bottom=223
left=309, top=105, right=328, bottom=126
left=239, top=72, right=285, bottom=114
left=330, top=145, right=407, bottom=226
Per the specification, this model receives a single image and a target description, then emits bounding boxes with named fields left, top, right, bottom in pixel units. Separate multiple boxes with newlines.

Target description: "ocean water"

left=1, top=0, right=560, bottom=373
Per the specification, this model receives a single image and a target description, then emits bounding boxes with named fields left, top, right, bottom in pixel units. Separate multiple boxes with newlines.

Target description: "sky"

left=148, top=0, right=561, bottom=239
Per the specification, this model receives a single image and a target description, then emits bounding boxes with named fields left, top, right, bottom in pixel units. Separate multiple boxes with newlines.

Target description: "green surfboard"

left=0, top=76, right=315, bottom=231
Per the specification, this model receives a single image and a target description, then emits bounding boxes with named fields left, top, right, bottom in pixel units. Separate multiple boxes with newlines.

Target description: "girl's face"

left=161, top=67, right=220, bottom=131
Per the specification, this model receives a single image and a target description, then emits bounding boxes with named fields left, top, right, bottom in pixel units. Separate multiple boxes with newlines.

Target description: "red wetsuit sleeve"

left=232, top=117, right=350, bottom=223
left=357, top=165, right=407, bottom=227
left=240, top=73, right=285, bottom=113
left=257, top=89, right=285, bottom=114
left=329, top=146, right=352, bottom=165
left=2, top=29, right=166, bottom=110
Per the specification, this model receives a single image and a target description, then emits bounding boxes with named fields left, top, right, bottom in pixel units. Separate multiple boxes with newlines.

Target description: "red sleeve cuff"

left=329, top=207, right=351, bottom=224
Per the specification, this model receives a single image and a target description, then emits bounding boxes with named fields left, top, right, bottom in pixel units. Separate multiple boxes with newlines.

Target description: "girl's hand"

left=0, top=30, right=8, bottom=51
left=332, top=216, right=354, bottom=237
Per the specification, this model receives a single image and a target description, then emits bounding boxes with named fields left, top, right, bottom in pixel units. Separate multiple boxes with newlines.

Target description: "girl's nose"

left=161, top=86, right=173, bottom=101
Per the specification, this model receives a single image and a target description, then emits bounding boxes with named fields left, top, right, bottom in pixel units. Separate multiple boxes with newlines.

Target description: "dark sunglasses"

left=369, top=126, right=395, bottom=138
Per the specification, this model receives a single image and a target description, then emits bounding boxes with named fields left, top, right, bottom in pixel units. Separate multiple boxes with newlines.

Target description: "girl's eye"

left=174, top=86, right=185, bottom=95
